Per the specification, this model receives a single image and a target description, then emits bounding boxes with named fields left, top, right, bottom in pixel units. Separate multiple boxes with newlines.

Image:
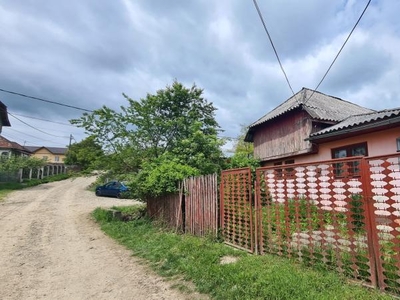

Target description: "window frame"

left=331, top=142, right=368, bottom=159
left=331, top=142, right=368, bottom=178
left=273, top=159, right=295, bottom=179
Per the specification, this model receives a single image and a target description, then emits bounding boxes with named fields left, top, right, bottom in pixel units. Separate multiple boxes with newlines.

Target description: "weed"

left=93, top=207, right=392, bottom=300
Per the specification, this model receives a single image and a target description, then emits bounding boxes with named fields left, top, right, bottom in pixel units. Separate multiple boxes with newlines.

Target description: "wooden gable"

left=253, top=109, right=315, bottom=161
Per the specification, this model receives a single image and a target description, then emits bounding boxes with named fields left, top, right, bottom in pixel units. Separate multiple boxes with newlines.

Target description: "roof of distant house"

left=0, top=135, right=30, bottom=152
left=309, top=107, right=400, bottom=140
left=24, top=146, right=68, bottom=155
left=0, top=101, right=11, bottom=127
left=249, top=88, right=374, bottom=128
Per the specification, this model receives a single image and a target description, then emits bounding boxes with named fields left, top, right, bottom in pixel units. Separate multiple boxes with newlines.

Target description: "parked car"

left=95, top=181, right=129, bottom=198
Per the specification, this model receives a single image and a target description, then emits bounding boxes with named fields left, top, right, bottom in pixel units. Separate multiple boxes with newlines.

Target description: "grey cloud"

left=322, top=42, right=392, bottom=95
left=0, top=0, right=399, bottom=146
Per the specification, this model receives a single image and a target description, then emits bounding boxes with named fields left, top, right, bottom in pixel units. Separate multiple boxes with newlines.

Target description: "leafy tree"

left=65, top=136, right=105, bottom=171
left=120, top=81, right=220, bottom=159
left=231, top=124, right=254, bottom=156
left=71, top=81, right=224, bottom=197
left=224, top=124, right=260, bottom=170
left=0, top=155, right=45, bottom=172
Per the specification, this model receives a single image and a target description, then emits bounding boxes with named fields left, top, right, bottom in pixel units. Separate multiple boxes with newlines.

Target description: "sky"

left=0, top=0, right=399, bottom=152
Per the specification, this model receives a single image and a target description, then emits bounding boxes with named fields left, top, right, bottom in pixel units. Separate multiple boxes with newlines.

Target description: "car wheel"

left=95, top=190, right=101, bottom=196
left=116, top=192, right=122, bottom=199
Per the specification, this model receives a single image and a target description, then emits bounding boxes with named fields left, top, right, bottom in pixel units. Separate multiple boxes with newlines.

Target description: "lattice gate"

left=220, top=168, right=254, bottom=252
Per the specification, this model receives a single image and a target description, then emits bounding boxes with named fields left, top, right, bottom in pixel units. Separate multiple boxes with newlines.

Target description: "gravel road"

left=0, top=177, right=205, bottom=300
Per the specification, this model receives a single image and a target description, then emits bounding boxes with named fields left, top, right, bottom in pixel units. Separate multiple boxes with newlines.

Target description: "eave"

left=307, top=116, right=400, bottom=143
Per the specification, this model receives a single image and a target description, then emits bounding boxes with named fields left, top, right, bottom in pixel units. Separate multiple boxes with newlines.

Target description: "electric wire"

left=304, top=0, right=372, bottom=105
left=0, top=132, right=28, bottom=144
left=252, top=0, right=295, bottom=95
left=10, top=112, right=74, bottom=126
left=8, top=113, right=69, bottom=138
left=0, top=88, right=93, bottom=112
left=8, top=128, right=66, bottom=143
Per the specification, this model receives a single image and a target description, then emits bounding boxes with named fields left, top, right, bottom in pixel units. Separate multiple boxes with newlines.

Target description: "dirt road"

left=0, top=177, right=204, bottom=300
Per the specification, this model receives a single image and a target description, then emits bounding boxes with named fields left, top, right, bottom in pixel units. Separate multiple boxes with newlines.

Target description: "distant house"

left=0, top=135, right=31, bottom=158
left=24, top=146, right=68, bottom=164
left=245, top=88, right=400, bottom=166
left=0, top=101, right=11, bottom=133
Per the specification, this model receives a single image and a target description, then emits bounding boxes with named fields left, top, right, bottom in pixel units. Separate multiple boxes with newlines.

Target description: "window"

left=331, top=142, right=368, bottom=177
left=332, top=143, right=368, bottom=158
left=1, top=151, right=9, bottom=160
left=55, top=156, right=60, bottom=162
left=42, top=156, right=48, bottom=161
left=397, top=138, right=400, bottom=152
left=274, top=160, right=295, bottom=179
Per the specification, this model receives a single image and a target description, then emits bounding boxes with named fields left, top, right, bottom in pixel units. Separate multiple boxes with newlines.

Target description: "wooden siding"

left=253, top=110, right=313, bottom=161
left=184, top=174, right=218, bottom=236
left=146, top=174, right=219, bottom=237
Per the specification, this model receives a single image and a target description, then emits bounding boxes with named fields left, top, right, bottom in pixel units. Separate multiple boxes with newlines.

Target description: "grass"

left=93, top=206, right=394, bottom=300
left=0, top=173, right=72, bottom=201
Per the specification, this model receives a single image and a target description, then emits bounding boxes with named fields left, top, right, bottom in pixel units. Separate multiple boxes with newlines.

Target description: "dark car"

left=95, top=181, right=129, bottom=198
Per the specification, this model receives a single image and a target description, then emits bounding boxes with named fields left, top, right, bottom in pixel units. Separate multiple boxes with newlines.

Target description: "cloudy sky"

left=0, top=0, right=399, bottom=151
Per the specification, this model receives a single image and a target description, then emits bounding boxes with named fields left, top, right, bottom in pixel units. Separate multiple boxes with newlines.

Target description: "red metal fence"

left=220, top=154, right=400, bottom=294
left=366, top=154, right=400, bottom=293
left=220, top=168, right=254, bottom=252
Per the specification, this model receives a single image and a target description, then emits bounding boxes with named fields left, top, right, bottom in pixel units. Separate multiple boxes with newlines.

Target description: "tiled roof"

left=310, top=108, right=400, bottom=138
left=23, top=146, right=39, bottom=152
left=24, top=146, right=68, bottom=155
left=249, top=88, right=374, bottom=128
left=0, top=135, right=30, bottom=152
left=46, top=147, right=68, bottom=154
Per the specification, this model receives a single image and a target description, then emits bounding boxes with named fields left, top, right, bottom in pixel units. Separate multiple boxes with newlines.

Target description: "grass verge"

left=0, top=173, right=72, bottom=201
left=93, top=206, right=393, bottom=300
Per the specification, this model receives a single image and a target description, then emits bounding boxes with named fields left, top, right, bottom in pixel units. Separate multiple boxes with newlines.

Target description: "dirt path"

left=0, top=177, right=205, bottom=300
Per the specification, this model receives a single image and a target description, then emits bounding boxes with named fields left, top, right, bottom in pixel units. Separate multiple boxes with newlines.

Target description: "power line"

left=0, top=88, right=94, bottom=112
left=10, top=112, right=74, bottom=126
left=0, top=132, right=29, bottom=145
left=8, top=128, right=63, bottom=143
left=304, top=0, right=372, bottom=105
left=2, top=131, right=67, bottom=147
left=8, top=113, right=69, bottom=138
left=252, top=0, right=295, bottom=95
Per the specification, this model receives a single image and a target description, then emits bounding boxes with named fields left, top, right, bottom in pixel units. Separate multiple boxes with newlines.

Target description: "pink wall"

left=293, top=127, right=400, bottom=164
left=261, top=126, right=400, bottom=166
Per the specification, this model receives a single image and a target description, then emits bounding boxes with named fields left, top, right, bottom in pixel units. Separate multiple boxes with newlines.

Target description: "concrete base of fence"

left=110, top=209, right=123, bottom=221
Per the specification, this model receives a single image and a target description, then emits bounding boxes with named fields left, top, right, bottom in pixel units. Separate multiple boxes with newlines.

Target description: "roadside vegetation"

left=72, top=81, right=393, bottom=297
left=93, top=205, right=392, bottom=300
left=0, top=173, right=71, bottom=201
left=69, top=81, right=259, bottom=200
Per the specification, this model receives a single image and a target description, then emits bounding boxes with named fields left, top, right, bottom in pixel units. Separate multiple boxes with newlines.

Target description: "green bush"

left=130, top=158, right=200, bottom=198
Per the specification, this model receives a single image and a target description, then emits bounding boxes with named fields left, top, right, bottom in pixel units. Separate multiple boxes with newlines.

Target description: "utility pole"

left=69, top=134, right=74, bottom=147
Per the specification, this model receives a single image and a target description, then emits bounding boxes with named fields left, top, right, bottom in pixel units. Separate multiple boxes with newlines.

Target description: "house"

left=0, top=101, right=11, bottom=133
left=0, top=135, right=31, bottom=158
left=24, top=146, right=68, bottom=164
left=245, top=88, right=400, bottom=166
